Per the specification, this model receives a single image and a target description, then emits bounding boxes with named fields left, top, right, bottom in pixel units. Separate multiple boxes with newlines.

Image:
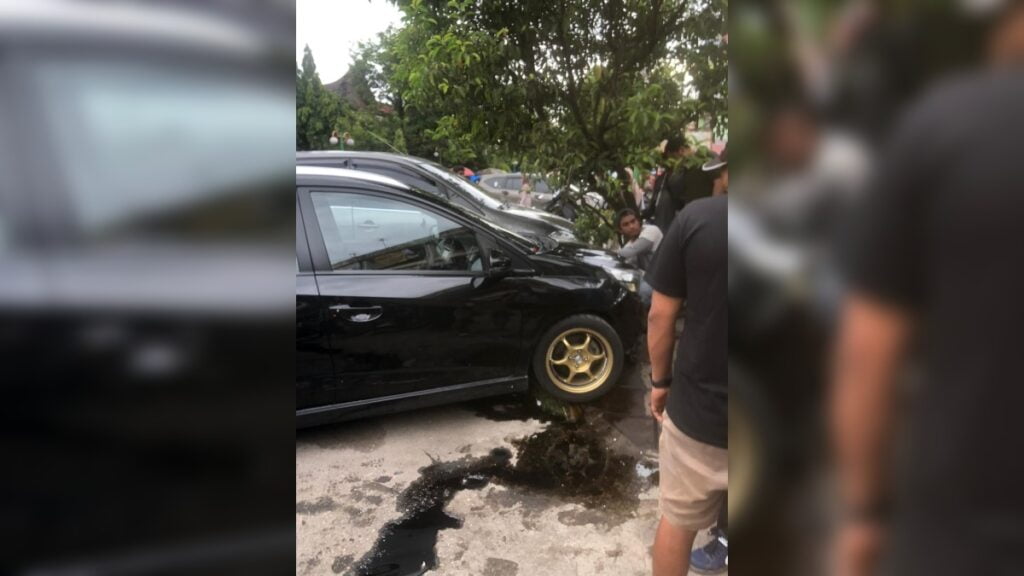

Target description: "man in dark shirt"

left=645, top=134, right=692, bottom=233
left=645, top=160, right=727, bottom=575
left=834, top=5, right=1024, bottom=575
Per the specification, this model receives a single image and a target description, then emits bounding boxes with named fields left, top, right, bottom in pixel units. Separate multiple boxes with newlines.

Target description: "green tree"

left=393, top=126, right=408, bottom=153
left=374, top=0, right=725, bottom=200
left=297, top=1, right=727, bottom=238
left=296, top=45, right=341, bottom=150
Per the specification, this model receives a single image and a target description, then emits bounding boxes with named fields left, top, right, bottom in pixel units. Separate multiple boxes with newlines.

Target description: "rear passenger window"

left=310, top=192, right=483, bottom=273
left=352, top=163, right=441, bottom=197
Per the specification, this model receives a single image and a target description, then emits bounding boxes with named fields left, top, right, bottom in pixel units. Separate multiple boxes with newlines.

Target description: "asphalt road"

left=296, top=359, right=725, bottom=576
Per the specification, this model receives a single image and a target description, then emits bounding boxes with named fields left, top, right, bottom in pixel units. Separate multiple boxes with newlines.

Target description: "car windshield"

left=405, top=171, right=543, bottom=253
left=418, top=162, right=505, bottom=210
left=464, top=204, right=547, bottom=253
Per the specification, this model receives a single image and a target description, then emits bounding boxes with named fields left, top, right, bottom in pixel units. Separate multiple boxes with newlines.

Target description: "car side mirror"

left=488, top=250, right=513, bottom=277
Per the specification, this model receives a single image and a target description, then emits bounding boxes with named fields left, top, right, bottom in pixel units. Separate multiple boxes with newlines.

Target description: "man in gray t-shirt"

left=616, top=208, right=662, bottom=308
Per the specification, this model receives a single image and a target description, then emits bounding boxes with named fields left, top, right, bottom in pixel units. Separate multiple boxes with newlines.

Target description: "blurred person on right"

left=833, top=2, right=1024, bottom=575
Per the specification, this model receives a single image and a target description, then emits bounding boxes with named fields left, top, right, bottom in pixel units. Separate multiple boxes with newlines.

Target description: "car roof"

left=295, top=165, right=409, bottom=189
left=483, top=173, right=534, bottom=179
left=0, top=0, right=267, bottom=55
left=294, top=164, right=517, bottom=234
left=296, top=150, right=435, bottom=166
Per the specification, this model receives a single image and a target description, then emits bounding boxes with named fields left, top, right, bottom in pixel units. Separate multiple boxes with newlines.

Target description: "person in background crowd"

left=756, top=97, right=869, bottom=326
left=644, top=134, right=692, bottom=233
left=704, top=146, right=728, bottom=196
left=625, top=166, right=659, bottom=213
left=519, top=175, right=533, bottom=208
left=756, top=99, right=868, bottom=244
left=646, top=181, right=727, bottom=575
left=616, top=208, right=663, bottom=309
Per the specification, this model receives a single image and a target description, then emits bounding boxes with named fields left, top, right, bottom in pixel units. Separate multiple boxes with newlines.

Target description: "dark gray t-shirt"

left=645, top=195, right=727, bottom=448
left=647, top=167, right=686, bottom=232
left=846, top=69, right=1024, bottom=576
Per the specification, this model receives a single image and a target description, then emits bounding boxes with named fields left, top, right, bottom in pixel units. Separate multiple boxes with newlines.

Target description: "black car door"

left=296, top=199, right=336, bottom=410
left=297, top=185, right=525, bottom=406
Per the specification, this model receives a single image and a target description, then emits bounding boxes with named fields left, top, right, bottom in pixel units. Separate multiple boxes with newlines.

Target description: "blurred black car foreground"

left=296, top=166, right=643, bottom=427
left=0, top=1, right=295, bottom=574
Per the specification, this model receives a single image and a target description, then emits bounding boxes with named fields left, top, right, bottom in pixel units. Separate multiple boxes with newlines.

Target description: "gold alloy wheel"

left=545, top=328, right=615, bottom=395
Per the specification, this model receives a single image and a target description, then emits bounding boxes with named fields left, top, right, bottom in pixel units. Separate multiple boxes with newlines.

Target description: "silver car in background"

left=477, top=172, right=556, bottom=207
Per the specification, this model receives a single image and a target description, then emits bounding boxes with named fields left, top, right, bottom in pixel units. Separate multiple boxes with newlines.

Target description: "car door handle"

left=330, top=304, right=383, bottom=323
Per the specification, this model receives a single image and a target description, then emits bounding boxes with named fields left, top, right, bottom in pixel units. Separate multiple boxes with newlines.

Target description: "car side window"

left=445, top=192, right=482, bottom=214
left=533, top=179, right=551, bottom=193
left=506, top=176, right=522, bottom=190
left=310, top=192, right=483, bottom=273
left=357, top=163, right=442, bottom=197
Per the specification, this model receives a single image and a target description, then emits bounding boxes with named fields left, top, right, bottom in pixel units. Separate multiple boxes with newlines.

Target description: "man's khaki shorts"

left=658, top=414, right=728, bottom=530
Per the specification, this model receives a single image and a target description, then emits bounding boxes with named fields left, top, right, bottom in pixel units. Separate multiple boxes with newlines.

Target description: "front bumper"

left=609, top=288, right=644, bottom=352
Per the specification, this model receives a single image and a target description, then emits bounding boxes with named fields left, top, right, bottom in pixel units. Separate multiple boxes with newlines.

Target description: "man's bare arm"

left=833, top=294, right=911, bottom=522
left=648, top=290, right=682, bottom=383
left=619, top=237, right=654, bottom=263
left=648, top=290, right=682, bottom=421
left=624, top=167, right=645, bottom=207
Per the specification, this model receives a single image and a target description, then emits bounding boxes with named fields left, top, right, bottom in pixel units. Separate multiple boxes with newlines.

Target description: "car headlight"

left=605, top=267, right=639, bottom=292
left=548, top=229, right=577, bottom=243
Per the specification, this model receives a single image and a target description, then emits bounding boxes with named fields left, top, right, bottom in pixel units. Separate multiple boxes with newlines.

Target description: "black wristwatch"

left=651, top=375, right=672, bottom=389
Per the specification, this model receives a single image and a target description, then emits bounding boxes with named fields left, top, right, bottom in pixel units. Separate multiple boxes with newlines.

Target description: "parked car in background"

left=545, top=183, right=609, bottom=222
left=296, top=166, right=644, bottom=427
left=297, top=152, right=577, bottom=244
left=478, top=172, right=555, bottom=207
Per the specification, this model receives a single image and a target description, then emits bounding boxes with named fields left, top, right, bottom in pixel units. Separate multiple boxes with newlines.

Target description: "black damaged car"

left=297, top=166, right=643, bottom=427
left=296, top=151, right=579, bottom=244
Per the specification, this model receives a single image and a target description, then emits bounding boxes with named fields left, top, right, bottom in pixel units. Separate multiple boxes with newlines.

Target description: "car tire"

left=531, top=314, right=624, bottom=402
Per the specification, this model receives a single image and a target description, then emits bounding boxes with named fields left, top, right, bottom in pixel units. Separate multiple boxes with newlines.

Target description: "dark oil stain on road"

left=348, top=448, right=512, bottom=575
left=506, top=425, right=642, bottom=513
left=470, top=356, right=659, bottom=456
left=349, top=417, right=658, bottom=576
